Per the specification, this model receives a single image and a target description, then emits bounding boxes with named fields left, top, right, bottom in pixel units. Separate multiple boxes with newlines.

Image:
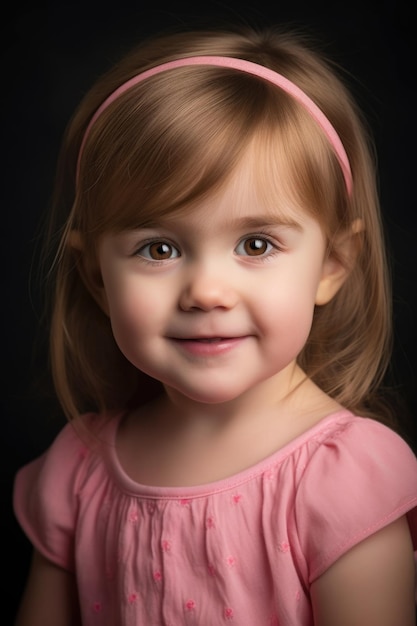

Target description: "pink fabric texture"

left=14, top=410, right=417, bottom=625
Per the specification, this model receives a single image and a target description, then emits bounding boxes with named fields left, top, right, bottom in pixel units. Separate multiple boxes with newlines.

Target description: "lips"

left=169, top=336, right=247, bottom=357
left=172, top=336, right=239, bottom=344
left=186, top=337, right=225, bottom=342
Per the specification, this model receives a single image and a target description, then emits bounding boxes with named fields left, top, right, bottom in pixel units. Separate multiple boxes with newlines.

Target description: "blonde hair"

left=43, top=25, right=393, bottom=425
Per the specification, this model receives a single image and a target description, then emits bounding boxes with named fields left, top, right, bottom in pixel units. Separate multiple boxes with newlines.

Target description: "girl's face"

left=97, top=152, right=337, bottom=406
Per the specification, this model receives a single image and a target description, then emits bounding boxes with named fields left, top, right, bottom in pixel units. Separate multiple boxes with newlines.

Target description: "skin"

left=15, top=152, right=416, bottom=625
left=15, top=551, right=81, bottom=626
left=96, top=156, right=347, bottom=486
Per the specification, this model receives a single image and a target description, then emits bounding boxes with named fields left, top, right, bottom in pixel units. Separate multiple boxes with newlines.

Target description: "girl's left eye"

left=136, top=241, right=180, bottom=261
left=235, top=237, right=274, bottom=257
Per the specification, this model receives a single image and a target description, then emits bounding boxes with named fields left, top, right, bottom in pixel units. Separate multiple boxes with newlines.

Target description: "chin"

left=167, top=381, right=245, bottom=405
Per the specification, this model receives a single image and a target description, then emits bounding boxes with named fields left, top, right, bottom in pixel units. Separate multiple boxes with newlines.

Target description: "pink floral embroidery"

left=295, top=590, right=301, bottom=602
left=185, top=599, right=196, bottom=611
left=153, top=570, right=163, bottom=582
left=79, top=447, right=88, bottom=459
left=161, top=539, right=171, bottom=552
left=224, top=607, right=234, bottom=619
left=232, top=494, right=242, bottom=504
left=128, top=592, right=138, bottom=604
left=128, top=508, right=138, bottom=523
left=147, top=502, right=156, bottom=514
left=93, top=601, right=102, bottom=613
left=207, top=563, right=216, bottom=577
left=206, top=516, right=215, bottom=529
left=180, top=498, right=190, bottom=507
left=277, top=541, right=290, bottom=553
left=226, top=555, right=236, bottom=567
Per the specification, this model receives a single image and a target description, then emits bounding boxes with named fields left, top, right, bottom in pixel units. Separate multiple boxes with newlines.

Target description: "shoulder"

left=304, top=412, right=417, bottom=480
left=14, top=415, right=107, bottom=495
left=295, top=412, right=417, bottom=581
left=13, top=413, right=116, bottom=570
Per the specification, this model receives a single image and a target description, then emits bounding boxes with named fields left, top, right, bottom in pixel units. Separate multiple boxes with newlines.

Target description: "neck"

left=118, top=364, right=341, bottom=487
left=159, top=362, right=307, bottom=433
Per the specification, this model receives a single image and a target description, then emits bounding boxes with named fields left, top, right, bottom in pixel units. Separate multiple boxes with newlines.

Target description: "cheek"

left=103, top=278, right=152, bottom=346
left=266, top=303, right=315, bottom=371
left=282, top=305, right=314, bottom=350
left=260, top=273, right=319, bottom=352
left=273, top=296, right=315, bottom=338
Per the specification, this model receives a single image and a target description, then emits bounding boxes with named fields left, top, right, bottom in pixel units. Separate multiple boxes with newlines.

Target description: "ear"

left=315, top=219, right=363, bottom=306
left=68, top=230, right=110, bottom=316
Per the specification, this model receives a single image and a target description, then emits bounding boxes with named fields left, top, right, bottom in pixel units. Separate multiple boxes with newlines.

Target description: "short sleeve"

left=295, top=417, right=417, bottom=583
left=13, top=423, right=88, bottom=571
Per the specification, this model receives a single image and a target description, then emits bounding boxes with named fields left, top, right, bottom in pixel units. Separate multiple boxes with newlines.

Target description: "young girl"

left=13, top=24, right=417, bottom=626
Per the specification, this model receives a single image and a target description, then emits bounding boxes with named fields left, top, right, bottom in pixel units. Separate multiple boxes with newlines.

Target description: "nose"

left=178, top=261, right=239, bottom=312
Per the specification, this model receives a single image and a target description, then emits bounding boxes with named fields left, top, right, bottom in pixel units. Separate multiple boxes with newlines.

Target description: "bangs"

left=74, top=65, right=347, bottom=236
left=248, top=106, right=347, bottom=233
left=75, top=67, right=267, bottom=233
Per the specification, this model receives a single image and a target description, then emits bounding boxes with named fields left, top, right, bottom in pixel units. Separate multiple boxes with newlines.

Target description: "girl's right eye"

left=136, top=241, right=180, bottom=261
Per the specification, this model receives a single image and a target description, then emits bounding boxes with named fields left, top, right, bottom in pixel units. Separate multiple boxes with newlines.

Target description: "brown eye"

left=236, top=237, right=272, bottom=257
left=137, top=241, right=180, bottom=261
left=149, top=242, right=172, bottom=259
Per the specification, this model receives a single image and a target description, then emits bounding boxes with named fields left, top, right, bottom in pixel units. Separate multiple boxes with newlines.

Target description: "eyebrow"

left=230, top=215, right=303, bottom=231
left=132, top=213, right=303, bottom=233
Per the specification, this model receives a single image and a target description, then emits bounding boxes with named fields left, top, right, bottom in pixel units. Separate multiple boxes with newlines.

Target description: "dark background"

left=3, top=1, right=416, bottom=622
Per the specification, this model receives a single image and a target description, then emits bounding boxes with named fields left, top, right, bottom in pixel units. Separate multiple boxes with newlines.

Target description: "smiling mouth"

left=175, top=337, right=233, bottom=342
left=169, top=335, right=247, bottom=357
left=192, top=337, right=224, bottom=342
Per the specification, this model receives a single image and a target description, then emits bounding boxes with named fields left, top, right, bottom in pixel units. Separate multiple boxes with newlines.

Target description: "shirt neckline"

left=101, top=408, right=355, bottom=499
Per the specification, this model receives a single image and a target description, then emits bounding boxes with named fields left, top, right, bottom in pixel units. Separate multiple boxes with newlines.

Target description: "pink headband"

left=77, top=56, right=353, bottom=195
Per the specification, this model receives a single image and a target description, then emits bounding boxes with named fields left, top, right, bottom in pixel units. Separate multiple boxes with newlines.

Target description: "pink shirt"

left=13, top=410, right=417, bottom=625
